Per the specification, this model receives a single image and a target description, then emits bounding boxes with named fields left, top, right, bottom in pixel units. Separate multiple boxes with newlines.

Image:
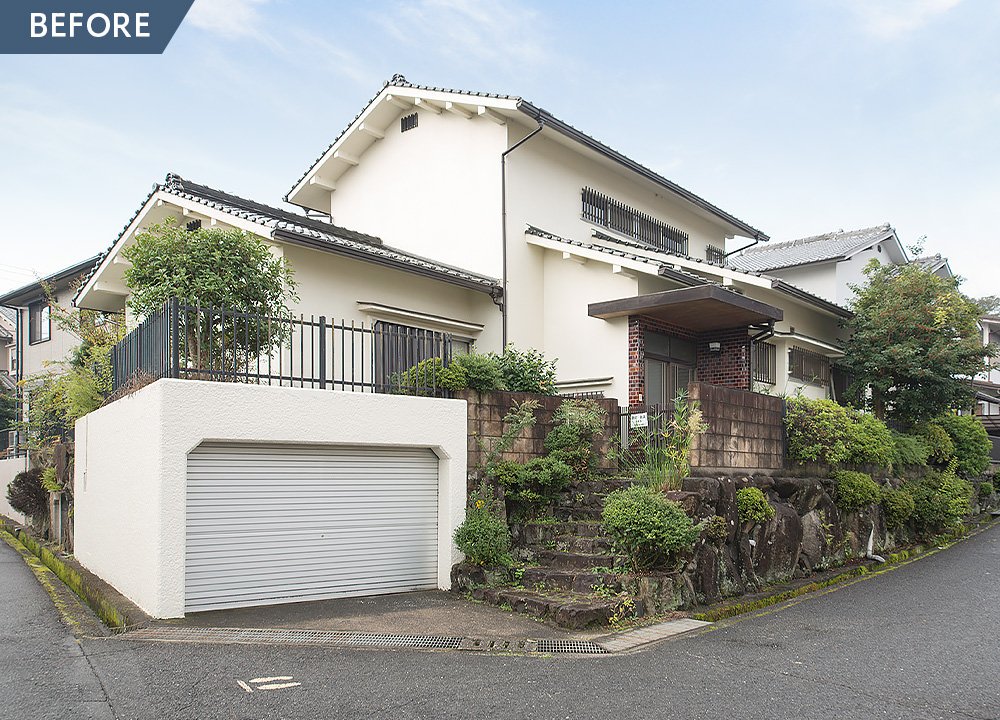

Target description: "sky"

left=1, top=0, right=997, bottom=301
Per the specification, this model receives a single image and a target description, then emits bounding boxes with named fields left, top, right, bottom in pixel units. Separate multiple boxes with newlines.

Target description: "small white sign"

left=630, top=412, right=648, bottom=429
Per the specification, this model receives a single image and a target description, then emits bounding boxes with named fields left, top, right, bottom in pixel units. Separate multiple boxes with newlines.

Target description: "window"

left=751, top=341, right=776, bottom=385
left=400, top=113, right=418, bottom=132
left=581, top=187, right=688, bottom=255
left=788, top=346, right=830, bottom=385
left=28, top=303, right=50, bottom=344
left=706, top=245, right=725, bottom=265
left=644, top=331, right=696, bottom=406
left=373, top=321, right=452, bottom=392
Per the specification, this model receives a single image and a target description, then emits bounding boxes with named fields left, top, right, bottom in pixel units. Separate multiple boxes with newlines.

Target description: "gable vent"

left=186, top=219, right=202, bottom=232
left=401, top=113, right=418, bottom=132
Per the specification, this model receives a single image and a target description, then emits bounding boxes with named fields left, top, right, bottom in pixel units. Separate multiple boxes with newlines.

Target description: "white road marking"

left=250, top=676, right=294, bottom=683
left=256, top=682, right=302, bottom=691
left=237, top=680, right=254, bottom=693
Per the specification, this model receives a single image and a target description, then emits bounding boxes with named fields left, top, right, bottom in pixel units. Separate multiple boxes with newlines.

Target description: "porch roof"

left=588, top=285, right=783, bottom=331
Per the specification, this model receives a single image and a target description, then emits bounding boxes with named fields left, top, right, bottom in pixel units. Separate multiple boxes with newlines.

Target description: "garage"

left=185, top=442, right=440, bottom=612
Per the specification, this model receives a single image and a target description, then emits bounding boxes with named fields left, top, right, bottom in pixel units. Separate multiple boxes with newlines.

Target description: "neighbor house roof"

left=728, top=224, right=902, bottom=273
left=286, top=75, right=768, bottom=242
left=76, top=174, right=501, bottom=310
left=0, top=256, right=101, bottom=308
left=911, top=253, right=953, bottom=278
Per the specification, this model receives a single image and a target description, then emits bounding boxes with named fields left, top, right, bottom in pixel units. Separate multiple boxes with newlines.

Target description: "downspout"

left=501, top=116, right=544, bottom=350
left=724, top=232, right=764, bottom=260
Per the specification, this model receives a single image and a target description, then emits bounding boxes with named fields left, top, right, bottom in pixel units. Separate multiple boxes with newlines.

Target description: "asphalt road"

left=3, top=522, right=999, bottom=720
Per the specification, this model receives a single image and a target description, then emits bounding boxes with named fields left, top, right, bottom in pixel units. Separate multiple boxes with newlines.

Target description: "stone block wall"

left=689, top=382, right=784, bottom=471
left=458, top=389, right=618, bottom=489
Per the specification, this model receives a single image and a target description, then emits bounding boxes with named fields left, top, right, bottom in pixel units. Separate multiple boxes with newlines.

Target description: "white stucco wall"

left=74, top=379, right=467, bottom=619
left=767, top=264, right=839, bottom=305
left=0, top=455, right=28, bottom=523
left=327, top=107, right=506, bottom=279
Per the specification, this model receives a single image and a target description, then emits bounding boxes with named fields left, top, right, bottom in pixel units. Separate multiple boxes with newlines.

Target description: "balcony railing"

left=109, top=299, right=453, bottom=398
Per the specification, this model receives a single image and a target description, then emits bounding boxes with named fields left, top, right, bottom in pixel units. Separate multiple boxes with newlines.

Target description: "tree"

left=122, top=219, right=297, bottom=317
left=842, top=260, right=992, bottom=425
left=122, top=219, right=298, bottom=372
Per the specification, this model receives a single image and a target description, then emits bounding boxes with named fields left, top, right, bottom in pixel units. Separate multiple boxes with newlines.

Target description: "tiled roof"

left=912, top=253, right=950, bottom=273
left=1, top=256, right=101, bottom=307
left=525, top=225, right=851, bottom=318
left=78, top=174, right=500, bottom=304
left=728, top=224, right=894, bottom=273
left=0, top=306, right=15, bottom=323
left=286, top=75, right=768, bottom=241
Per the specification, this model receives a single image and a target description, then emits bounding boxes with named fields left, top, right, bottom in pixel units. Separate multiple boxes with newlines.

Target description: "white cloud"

left=840, top=0, right=965, bottom=39
left=186, top=0, right=273, bottom=41
left=377, top=0, right=554, bottom=71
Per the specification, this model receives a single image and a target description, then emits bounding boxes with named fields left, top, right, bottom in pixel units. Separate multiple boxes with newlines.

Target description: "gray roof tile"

left=728, top=224, right=894, bottom=272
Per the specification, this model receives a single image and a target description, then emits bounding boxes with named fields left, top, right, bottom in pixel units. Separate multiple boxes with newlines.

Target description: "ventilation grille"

left=401, top=113, right=418, bottom=132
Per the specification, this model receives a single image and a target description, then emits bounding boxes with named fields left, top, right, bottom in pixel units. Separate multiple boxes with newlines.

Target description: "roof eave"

left=1, top=256, right=101, bottom=308
left=770, top=279, right=853, bottom=319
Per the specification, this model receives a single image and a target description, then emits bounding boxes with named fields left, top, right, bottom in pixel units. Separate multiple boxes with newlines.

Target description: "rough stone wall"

left=689, top=382, right=784, bottom=471
left=459, top=389, right=618, bottom=491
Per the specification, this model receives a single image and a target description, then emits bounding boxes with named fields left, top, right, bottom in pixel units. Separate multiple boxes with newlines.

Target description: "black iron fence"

left=110, top=299, right=453, bottom=397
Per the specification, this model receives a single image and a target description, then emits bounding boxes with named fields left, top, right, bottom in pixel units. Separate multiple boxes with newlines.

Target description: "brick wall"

left=457, top=389, right=618, bottom=491
left=688, top=382, right=784, bottom=471
left=628, top=316, right=750, bottom=404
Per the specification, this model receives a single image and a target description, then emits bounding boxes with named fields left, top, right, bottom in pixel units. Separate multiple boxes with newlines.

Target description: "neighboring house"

left=911, top=253, right=955, bottom=280
left=728, top=223, right=909, bottom=307
left=0, top=256, right=100, bottom=448
left=974, top=315, right=1000, bottom=417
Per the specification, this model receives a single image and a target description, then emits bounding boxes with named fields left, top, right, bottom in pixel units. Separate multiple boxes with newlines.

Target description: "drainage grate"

left=122, top=626, right=608, bottom=654
left=536, top=639, right=609, bottom=655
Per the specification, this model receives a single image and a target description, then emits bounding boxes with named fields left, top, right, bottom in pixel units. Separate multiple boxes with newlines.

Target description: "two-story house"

left=79, top=76, right=851, bottom=405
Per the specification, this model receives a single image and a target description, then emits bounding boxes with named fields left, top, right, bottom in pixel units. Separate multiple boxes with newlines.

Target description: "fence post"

left=318, top=316, right=327, bottom=390
left=170, top=297, right=180, bottom=379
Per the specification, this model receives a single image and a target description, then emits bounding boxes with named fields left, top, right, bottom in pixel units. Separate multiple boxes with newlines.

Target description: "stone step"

left=527, top=548, right=629, bottom=571
left=510, top=521, right=608, bottom=546
left=555, top=506, right=605, bottom=521
left=467, top=585, right=629, bottom=629
left=518, top=566, right=624, bottom=594
left=554, top=535, right=615, bottom=555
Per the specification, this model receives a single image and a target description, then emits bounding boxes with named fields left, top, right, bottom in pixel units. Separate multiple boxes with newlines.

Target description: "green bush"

left=844, top=412, right=894, bottom=467
left=903, top=461, right=973, bottom=536
left=6, top=468, right=48, bottom=519
left=917, top=423, right=954, bottom=465
left=880, top=487, right=916, bottom=528
left=736, top=487, right=775, bottom=525
left=785, top=397, right=851, bottom=464
left=702, top=515, right=729, bottom=544
left=601, top=484, right=700, bottom=572
left=977, top=481, right=994, bottom=502
left=932, top=414, right=991, bottom=478
left=494, top=456, right=572, bottom=518
left=447, top=352, right=504, bottom=393
left=890, top=431, right=930, bottom=473
left=832, top=470, right=880, bottom=513
left=391, top=357, right=463, bottom=394
left=453, top=483, right=513, bottom=567
left=494, top=345, right=557, bottom=395
left=544, top=399, right=606, bottom=480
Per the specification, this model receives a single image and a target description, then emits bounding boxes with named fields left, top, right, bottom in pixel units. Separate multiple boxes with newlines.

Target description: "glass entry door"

left=645, top=358, right=695, bottom=408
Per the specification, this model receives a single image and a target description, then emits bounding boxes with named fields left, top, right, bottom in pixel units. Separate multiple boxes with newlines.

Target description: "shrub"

left=453, top=483, right=513, bottom=567
left=447, top=352, right=504, bottom=393
left=832, top=470, right=880, bottom=514
left=880, top=488, right=916, bottom=528
left=7, top=468, right=48, bottom=519
left=601, top=484, right=700, bottom=572
left=889, top=431, right=930, bottom=473
left=736, top=487, right=774, bottom=525
left=784, top=397, right=851, bottom=464
left=494, top=345, right=557, bottom=395
left=544, top=399, right=607, bottom=480
left=977, top=481, right=994, bottom=502
left=494, top=456, right=572, bottom=518
left=903, top=461, right=973, bottom=536
left=844, top=412, right=893, bottom=467
left=932, top=414, right=991, bottom=478
left=917, top=423, right=954, bottom=465
left=391, top=357, right=462, bottom=394
left=702, top=515, right=728, bottom=544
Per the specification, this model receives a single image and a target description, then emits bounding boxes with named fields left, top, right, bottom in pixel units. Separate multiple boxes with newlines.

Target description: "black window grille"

left=789, top=346, right=830, bottom=385
left=706, top=245, right=725, bottom=265
left=401, top=113, right=418, bottom=132
left=751, top=341, right=776, bottom=385
left=581, top=187, right=688, bottom=255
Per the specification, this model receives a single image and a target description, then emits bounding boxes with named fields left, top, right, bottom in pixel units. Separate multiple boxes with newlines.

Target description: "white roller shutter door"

left=185, top=442, right=439, bottom=612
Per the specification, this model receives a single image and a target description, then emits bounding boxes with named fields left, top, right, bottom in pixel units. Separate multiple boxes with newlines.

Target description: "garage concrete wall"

left=74, top=379, right=467, bottom=619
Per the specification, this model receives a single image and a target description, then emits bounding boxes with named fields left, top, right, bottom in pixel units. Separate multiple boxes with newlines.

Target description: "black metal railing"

left=751, top=341, right=777, bottom=385
left=110, top=299, right=453, bottom=397
left=581, top=186, right=688, bottom=255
